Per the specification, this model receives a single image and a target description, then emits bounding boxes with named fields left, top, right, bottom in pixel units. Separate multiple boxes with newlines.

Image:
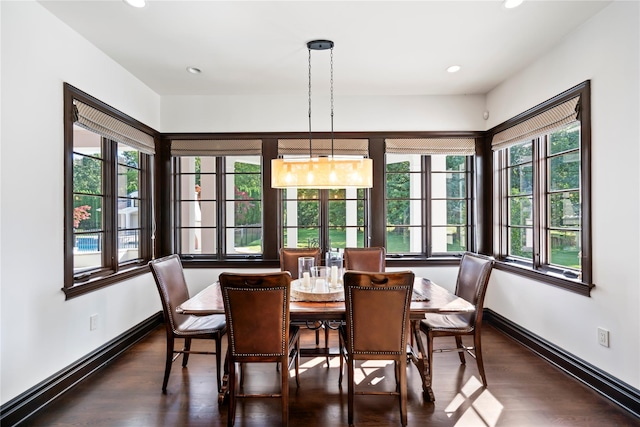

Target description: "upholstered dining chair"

left=338, top=270, right=415, bottom=427
left=279, top=247, right=321, bottom=280
left=279, top=247, right=328, bottom=354
left=218, top=271, right=300, bottom=427
left=344, top=247, right=386, bottom=272
left=148, top=254, right=227, bottom=394
left=420, top=252, right=494, bottom=388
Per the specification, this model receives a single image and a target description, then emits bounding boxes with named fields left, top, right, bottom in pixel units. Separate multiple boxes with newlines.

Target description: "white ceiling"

left=39, top=0, right=611, bottom=97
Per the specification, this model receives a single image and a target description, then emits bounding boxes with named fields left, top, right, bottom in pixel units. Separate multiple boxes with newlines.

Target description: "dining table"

left=176, top=276, right=474, bottom=402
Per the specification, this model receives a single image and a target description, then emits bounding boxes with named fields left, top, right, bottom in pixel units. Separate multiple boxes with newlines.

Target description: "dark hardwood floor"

left=23, top=324, right=638, bottom=426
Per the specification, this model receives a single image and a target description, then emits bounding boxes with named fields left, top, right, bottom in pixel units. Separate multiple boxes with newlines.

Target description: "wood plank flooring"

left=23, top=324, right=639, bottom=426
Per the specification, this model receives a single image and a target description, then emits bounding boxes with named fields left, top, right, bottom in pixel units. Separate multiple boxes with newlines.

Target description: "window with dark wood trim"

left=63, top=84, right=155, bottom=299
left=490, top=81, right=593, bottom=295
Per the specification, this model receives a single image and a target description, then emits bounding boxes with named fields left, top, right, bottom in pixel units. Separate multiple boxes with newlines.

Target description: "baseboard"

left=485, top=308, right=640, bottom=418
left=0, top=312, right=163, bottom=427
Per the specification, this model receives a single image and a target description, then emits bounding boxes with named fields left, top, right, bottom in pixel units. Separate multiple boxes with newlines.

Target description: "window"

left=278, top=139, right=370, bottom=252
left=64, top=84, right=155, bottom=299
left=385, top=138, right=476, bottom=257
left=171, top=139, right=262, bottom=259
left=491, top=81, right=592, bottom=294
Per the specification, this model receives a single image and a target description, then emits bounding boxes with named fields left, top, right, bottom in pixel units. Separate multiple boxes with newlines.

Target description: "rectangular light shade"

left=272, top=157, right=373, bottom=189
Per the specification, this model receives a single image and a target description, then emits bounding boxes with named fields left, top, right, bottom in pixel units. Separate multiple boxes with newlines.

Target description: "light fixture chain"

left=308, top=46, right=313, bottom=157
left=330, top=47, right=334, bottom=158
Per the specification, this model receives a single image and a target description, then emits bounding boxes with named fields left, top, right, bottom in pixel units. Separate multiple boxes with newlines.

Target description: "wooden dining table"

left=176, top=277, right=474, bottom=402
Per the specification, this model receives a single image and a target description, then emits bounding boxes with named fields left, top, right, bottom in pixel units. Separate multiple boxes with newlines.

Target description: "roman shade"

left=491, top=96, right=580, bottom=151
left=171, top=139, right=262, bottom=156
left=277, top=139, right=369, bottom=157
left=385, top=138, right=476, bottom=155
left=73, top=100, right=155, bottom=155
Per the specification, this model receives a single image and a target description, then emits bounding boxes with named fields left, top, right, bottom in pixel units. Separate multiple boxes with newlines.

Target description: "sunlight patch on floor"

left=441, top=376, right=503, bottom=427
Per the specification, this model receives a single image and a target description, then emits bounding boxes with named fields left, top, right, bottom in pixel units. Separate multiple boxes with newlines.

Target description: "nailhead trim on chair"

left=222, top=286, right=288, bottom=357
left=345, top=285, right=411, bottom=355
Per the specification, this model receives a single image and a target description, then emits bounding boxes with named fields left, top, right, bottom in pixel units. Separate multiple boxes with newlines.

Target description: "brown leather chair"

left=279, top=247, right=328, bottom=352
left=420, top=252, right=494, bottom=388
left=219, top=272, right=300, bottom=427
left=279, top=247, right=321, bottom=279
left=344, top=247, right=386, bottom=272
left=148, top=254, right=227, bottom=394
left=338, top=270, right=414, bottom=427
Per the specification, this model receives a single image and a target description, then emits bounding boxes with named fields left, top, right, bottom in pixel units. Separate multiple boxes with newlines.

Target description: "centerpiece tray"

left=291, top=279, right=344, bottom=302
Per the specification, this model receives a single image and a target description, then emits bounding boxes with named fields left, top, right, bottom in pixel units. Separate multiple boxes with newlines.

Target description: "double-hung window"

left=384, top=138, right=476, bottom=257
left=171, top=139, right=263, bottom=259
left=491, top=81, right=592, bottom=293
left=278, top=139, right=370, bottom=251
left=64, top=84, right=155, bottom=298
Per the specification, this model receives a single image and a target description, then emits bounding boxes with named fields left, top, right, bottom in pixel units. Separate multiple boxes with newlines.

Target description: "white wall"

left=0, top=1, right=162, bottom=403
left=160, top=94, right=487, bottom=132
left=485, top=1, right=640, bottom=389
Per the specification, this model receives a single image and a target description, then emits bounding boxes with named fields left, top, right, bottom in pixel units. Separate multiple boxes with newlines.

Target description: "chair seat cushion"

left=421, top=312, right=474, bottom=334
left=176, top=314, right=227, bottom=336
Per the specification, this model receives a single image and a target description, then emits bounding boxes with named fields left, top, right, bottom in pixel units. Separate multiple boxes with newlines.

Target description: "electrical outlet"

left=597, top=327, right=609, bottom=347
left=90, top=314, right=98, bottom=331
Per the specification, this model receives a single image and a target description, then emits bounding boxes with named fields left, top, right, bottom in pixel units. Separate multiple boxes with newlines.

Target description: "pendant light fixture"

left=271, top=40, right=373, bottom=189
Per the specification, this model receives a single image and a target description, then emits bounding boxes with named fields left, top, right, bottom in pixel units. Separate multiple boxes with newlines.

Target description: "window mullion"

left=497, top=150, right=508, bottom=259
left=217, top=156, right=225, bottom=259
left=532, top=137, right=543, bottom=269
left=466, top=156, right=475, bottom=252
left=423, top=155, right=431, bottom=257
left=320, top=189, right=329, bottom=252
left=103, top=138, right=117, bottom=273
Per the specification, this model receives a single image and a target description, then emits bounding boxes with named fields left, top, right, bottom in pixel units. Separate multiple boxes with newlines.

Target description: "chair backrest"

left=454, top=252, right=494, bottom=325
left=148, top=254, right=191, bottom=333
left=342, top=271, right=414, bottom=358
left=344, top=247, right=386, bottom=272
left=219, top=272, right=292, bottom=361
left=279, top=247, right=321, bottom=279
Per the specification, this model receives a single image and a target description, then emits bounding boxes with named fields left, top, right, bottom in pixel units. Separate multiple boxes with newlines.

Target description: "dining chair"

left=279, top=247, right=329, bottom=356
left=218, top=271, right=301, bottom=427
left=344, top=247, right=386, bottom=272
left=148, top=254, right=227, bottom=394
left=338, top=270, right=415, bottom=427
left=279, top=247, right=321, bottom=280
left=420, top=252, right=494, bottom=388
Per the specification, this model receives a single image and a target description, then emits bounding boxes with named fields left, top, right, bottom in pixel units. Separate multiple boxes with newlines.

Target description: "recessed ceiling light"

left=447, top=65, right=461, bottom=73
left=124, top=0, right=146, bottom=8
left=503, top=0, right=524, bottom=9
left=186, top=67, right=202, bottom=74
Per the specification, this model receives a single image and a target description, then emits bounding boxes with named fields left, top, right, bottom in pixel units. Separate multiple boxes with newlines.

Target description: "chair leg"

left=474, top=330, right=487, bottom=387
left=295, top=338, right=300, bottom=388
left=347, top=358, right=355, bottom=427
left=182, top=338, right=192, bottom=367
left=455, top=336, right=466, bottom=364
left=325, top=324, right=330, bottom=366
left=227, top=361, right=236, bottom=427
left=281, top=356, right=289, bottom=427
left=338, top=331, right=344, bottom=386
left=399, top=357, right=408, bottom=427
left=216, top=336, right=223, bottom=393
left=162, top=335, right=174, bottom=393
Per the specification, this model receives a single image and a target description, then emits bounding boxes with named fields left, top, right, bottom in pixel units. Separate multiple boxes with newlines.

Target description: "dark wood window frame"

left=487, top=81, right=593, bottom=296
left=157, top=132, right=483, bottom=269
left=63, top=84, right=157, bottom=299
